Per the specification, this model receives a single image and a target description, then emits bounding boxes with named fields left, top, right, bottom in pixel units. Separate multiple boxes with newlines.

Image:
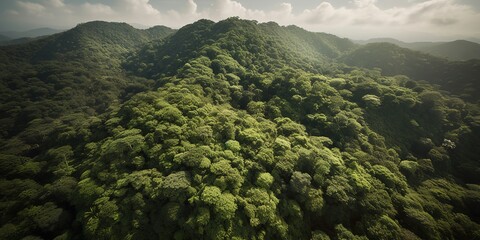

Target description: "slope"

left=355, top=38, right=480, bottom=61
left=0, top=35, right=10, bottom=42
left=126, top=18, right=356, bottom=78
left=415, top=40, right=480, bottom=61
left=0, top=21, right=175, bottom=139
left=0, top=27, right=64, bottom=39
left=341, top=42, right=480, bottom=100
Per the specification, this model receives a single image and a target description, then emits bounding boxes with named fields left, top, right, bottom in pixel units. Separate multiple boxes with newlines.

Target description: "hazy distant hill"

left=0, top=36, right=51, bottom=46
left=355, top=38, right=480, bottom=61
left=417, top=40, right=480, bottom=61
left=0, top=27, right=64, bottom=39
left=0, top=34, right=10, bottom=42
left=0, top=28, right=65, bottom=46
left=466, top=37, right=480, bottom=44
left=341, top=42, right=480, bottom=100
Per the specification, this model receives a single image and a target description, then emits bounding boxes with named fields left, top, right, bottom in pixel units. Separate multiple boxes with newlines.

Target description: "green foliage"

left=201, top=186, right=237, bottom=220
left=365, top=215, right=402, bottom=240
left=256, top=172, right=274, bottom=189
left=161, top=171, right=193, bottom=201
left=0, top=18, right=479, bottom=240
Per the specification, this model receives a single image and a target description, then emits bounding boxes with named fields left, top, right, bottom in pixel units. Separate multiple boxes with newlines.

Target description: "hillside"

left=0, top=35, right=10, bottom=42
left=355, top=38, right=480, bottom=61
left=0, top=21, right=175, bottom=139
left=0, top=18, right=479, bottom=240
left=127, top=19, right=355, bottom=77
left=341, top=42, right=480, bottom=100
left=0, top=28, right=64, bottom=39
left=416, top=40, right=480, bottom=61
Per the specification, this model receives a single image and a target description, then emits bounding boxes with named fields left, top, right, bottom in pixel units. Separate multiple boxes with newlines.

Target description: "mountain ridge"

left=0, top=27, right=64, bottom=39
left=354, top=38, right=480, bottom=61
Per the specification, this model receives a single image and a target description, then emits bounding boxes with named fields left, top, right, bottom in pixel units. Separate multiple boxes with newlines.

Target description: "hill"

left=0, top=21, right=175, bottom=139
left=416, top=40, right=480, bottom=61
left=127, top=19, right=356, bottom=77
left=0, top=27, right=64, bottom=39
left=355, top=38, right=480, bottom=61
left=0, top=18, right=479, bottom=240
left=341, top=42, right=480, bottom=100
left=0, top=37, right=45, bottom=46
left=0, top=35, right=10, bottom=42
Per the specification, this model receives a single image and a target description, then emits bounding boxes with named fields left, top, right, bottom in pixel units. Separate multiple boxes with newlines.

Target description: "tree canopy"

left=0, top=18, right=479, bottom=240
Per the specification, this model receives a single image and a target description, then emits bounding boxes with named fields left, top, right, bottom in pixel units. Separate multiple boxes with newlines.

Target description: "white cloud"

left=6, top=10, right=20, bottom=16
left=121, top=0, right=159, bottom=15
left=187, top=0, right=198, bottom=15
left=353, top=0, right=377, bottom=8
left=207, top=0, right=248, bottom=20
left=48, top=0, right=65, bottom=8
left=300, top=2, right=347, bottom=24
left=81, top=3, right=114, bottom=16
left=17, top=1, right=45, bottom=15
left=295, top=0, right=480, bottom=40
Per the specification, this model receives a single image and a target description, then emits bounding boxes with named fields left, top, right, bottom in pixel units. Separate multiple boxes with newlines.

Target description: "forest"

left=0, top=18, right=479, bottom=240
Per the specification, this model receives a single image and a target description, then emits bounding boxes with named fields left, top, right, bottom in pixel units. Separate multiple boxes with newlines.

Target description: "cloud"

left=294, top=0, right=480, bottom=40
left=48, top=0, right=65, bottom=8
left=300, top=2, right=347, bottom=25
left=6, top=10, right=20, bottom=16
left=206, top=0, right=250, bottom=20
left=187, top=0, right=198, bottom=15
left=353, top=0, right=377, bottom=8
left=81, top=3, right=114, bottom=16
left=17, top=1, right=45, bottom=15
left=120, top=0, right=159, bottom=15
left=2, top=0, right=480, bottom=41
left=403, top=0, right=472, bottom=26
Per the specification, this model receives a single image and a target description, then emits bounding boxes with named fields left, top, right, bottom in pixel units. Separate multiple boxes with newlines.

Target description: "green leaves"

left=201, top=186, right=237, bottom=220
left=362, top=94, right=381, bottom=108
left=244, top=188, right=279, bottom=227
left=161, top=171, right=193, bottom=201
left=256, top=172, right=274, bottom=189
left=1, top=17, right=480, bottom=240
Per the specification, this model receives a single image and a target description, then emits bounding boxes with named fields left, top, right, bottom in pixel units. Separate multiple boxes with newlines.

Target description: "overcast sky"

left=1, top=0, right=480, bottom=41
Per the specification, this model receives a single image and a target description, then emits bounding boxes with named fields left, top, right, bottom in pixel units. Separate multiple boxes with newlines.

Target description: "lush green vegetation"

left=341, top=42, right=480, bottom=101
left=0, top=18, right=479, bottom=240
left=355, top=38, right=480, bottom=61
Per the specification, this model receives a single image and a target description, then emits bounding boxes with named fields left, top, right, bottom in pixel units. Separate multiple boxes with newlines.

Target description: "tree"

left=161, top=171, right=194, bottom=201
left=256, top=172, right=274, bottom=189
left=244, top=188, right=279, bottom=227
left=201, top=186, right=237, bottom=220
left=290, top=171, right=312, bottom=195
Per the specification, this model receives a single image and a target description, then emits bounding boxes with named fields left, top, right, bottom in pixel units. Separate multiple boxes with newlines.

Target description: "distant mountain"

left=0, top=27, right=64, bottom=39
left=354, top=38, right=408, bottom=47
left=0, top=34, right=10, bottom=42
left=416, top=40, right=480, bottom=61
left=0, top=21, right=176, bottom=64
left=341, top=42, right=480, bottom=100
left=355, top=38, right=480, bottom=61
left=0, top=28, right=65, bottom=46
left=0, top=36, right=51, bottom=46
left=466, top=37, right=480, bottom=44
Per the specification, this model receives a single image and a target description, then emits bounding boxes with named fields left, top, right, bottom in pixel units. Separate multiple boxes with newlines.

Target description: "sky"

left=1, top=0, right=480, bottom=41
